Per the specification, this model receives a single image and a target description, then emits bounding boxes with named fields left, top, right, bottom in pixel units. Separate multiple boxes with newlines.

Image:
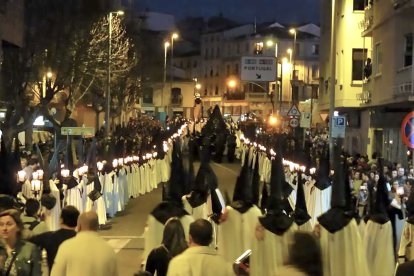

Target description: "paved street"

left=99, top=161, right=241, bottom=276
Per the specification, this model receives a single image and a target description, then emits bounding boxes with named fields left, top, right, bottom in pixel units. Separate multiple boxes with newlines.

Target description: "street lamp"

left=289, top=28, right=297, bottom=74
left=105, top=10, right=124, bottom=138
left=162, top=41, right=170, bottom=111
left=266, top=40, right=278, bottom=58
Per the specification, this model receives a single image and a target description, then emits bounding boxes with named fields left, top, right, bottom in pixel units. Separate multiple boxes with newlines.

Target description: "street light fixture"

left=105, top=10, right=124, bottom=138
left=227, top=79, right=237, bottom=89
left=289, top=28, right=297, bottom=74
left=266, top=40, right=278, bottom=58
left=162, top=41, right=170, bottom=111
left=168, top=32, right=179, bottom=116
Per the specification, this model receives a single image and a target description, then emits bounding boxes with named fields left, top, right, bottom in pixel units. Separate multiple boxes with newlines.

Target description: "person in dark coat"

left=395, top=260, right=414, bottom=276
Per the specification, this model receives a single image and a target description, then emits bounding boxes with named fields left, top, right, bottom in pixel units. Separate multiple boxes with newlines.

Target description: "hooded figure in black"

left=142, top=140, right=195, bottom=267
left=249, top=153, right=296, bottom=276
left=364, top=159, right=395, bottom=276
left=291, top=170, right=312, bottom=231
left=316, top=144, right=370, bottom=276
left=182, top=144, right=216, bottom=220
left=226, top=130, right=237, bottom=163
left=217, top=150, right=262, bottom=263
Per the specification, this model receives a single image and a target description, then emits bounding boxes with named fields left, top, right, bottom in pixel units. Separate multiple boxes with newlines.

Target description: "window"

left=295, top=43, right=300, bottom=57
left=205, top=49, right=208, bottom=59
left=352, top=48, right=367, bottom=81
left=254, top=42, right=263, bottom=55
left=215, top=86, right=219, bottom=95
left=226, top=65, right=230, bottom=76
left=245, top=42, right=249, bottom=53
left=234, top=64, right=239, bottom=74
left=216, top=47, right=220, bottom=58
left=404, top=34, right=413, bottom=67
left=373, top=43, right=382, bottom=75
left=312, top=64, right=319, bottom=80
left=353, top=0, right=365, bottom=11
left=312, top=44, right=319, bottom=55
left=193, top=61, right=197, bottom=68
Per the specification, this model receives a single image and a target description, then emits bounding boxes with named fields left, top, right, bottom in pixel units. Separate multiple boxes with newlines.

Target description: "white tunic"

left=398, top=221, right=414, bottom=261
left=319, top=219, right=371, bottom=276
left=217, top=206, right=262, bottom=263
left=250, top=223, right=297, bottom=276
left=308, top=186, right=332, bottom=227
left=363, top=220, right=394, bottom=276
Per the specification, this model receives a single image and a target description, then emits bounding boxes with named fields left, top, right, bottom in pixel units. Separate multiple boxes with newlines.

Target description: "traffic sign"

left=240, top=56, right=277, bottom=82
left=401, top=112, right=414, bottom=148
left=61, top=127, right=95, bottom=136
left=300, top=112, right=311, bottom=128
left=289, top=118, right=299, bottom=128
left=287, top=105, right=301, bottom=117
left=331, top=116, right=346, bottom=138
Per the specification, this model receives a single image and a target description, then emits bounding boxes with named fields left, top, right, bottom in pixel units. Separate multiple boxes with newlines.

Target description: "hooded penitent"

left=187, top=145, right=217, bottom=208
left=317, top=145, right=353, bottom=233
left=292, top=171, right=311, bottom=226
left=315, top=145, right=331, bottom=190
left=259, top=153, right=294, bottom=235
left=369, top=161, right=390, bottom=224
left=231, top=150, right=254, bottom=213
left=165, top=140, right=186, bottom=204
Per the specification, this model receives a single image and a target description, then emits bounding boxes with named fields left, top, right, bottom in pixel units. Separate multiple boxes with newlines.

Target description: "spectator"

left=0, top=209, right=42, bottom=276
left=167, top=219, right=233, bottom=276
left=51, top=211, right=118, bottom=276
left=364, top=58, right=372, bottom=79
left=21, top=198, right=48, bottom=238
left=277, top=232, right=322, bottom=276
left=145, top=217, right=188, bottom=276
left=30, top=205, right=80, bottom=273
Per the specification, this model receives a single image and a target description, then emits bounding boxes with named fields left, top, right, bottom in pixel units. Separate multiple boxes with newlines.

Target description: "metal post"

left=169, top=36, right=174, bottom=117
left=329, top=0, right=337, bottom=164
left=105, top=13, right=112, bottom=137
left=163, top=43, right=168, bottom=111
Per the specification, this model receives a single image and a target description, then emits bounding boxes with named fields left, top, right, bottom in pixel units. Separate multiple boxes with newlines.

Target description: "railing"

left=170, top=97, right=182, bottom=105
left=394, top=67, right=413, bottom=97
left=359, top=4, right=374, bottom=34
left=224, top=92, right=245, bottom=100
left=246, top=92, right=268, bottom=102
left=356, top=90, right=371, bottom=104
left=393, top=82, right=413, bottom=96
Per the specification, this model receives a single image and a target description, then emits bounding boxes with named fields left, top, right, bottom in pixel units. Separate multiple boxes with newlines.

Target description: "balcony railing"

left=356, top=90, right=371, bottom=104
left=394, top=67, right=413, bottom=97
left=224, top=92, right=245, bottom=100
left=171, top=97, right=183, bottom=105
left=359, top=4, right=374, bottom=35
left=246, top=92, right=268, bottom=102
left=393, top=82, right=413, bottom=97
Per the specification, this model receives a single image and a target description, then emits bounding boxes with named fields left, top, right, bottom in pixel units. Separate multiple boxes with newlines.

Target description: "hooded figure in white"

left=142, top=140, right=194, bottom=266
left=308, top=146, right=332, bottom=227
left=316, top=145, right=370, bottom=276
left=217, top=150, right=262, bottom=263
left=250, top=153, right=297, bottom=276
left=292, top=170, right=313, bottom=231
left=363, top=160, right=394, bottom=276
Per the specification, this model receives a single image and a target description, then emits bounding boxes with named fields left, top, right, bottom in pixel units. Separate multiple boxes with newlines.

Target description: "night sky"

left=138, top=0, right=320, bottom=24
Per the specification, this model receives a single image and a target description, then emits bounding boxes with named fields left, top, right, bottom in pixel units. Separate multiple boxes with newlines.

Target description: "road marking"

left=106, top=239, right=131, bottom=254
left=211, top=163, right=239, bottom=176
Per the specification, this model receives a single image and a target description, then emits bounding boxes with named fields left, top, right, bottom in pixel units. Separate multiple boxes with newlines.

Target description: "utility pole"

left=329, top=0, right=337, bottom=164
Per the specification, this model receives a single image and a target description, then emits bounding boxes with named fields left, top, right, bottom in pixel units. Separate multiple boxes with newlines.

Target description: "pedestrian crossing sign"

left=287, top=105, right=301, bottom=117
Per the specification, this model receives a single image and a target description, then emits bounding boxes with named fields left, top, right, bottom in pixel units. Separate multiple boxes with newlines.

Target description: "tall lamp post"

left=289, top=28, right=297, bottom=75
left=329, top=0, right=337, bottom=163
left=162, top=41, right=170, bottom=112
left=105, top=10, right=124, bottom=138
left=168, top=32, right=179, bottom=116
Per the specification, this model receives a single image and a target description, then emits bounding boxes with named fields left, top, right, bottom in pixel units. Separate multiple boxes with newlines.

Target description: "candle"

left=32, top=171, right=39, bottom=180
left=31, top=180, right=41, bottom=192
left=17, top=170, right=26, bottom=182
left=118, top=158, right=124, bottom=166
left=37, top=170, right=44, bottom=180
left=97, top=161, right=104, bottom=171
left=112, top=159, right=118, bottom=168
left=61, top=169, right=70, bottom=178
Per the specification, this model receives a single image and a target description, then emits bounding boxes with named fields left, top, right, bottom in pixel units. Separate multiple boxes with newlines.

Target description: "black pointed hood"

left=151, top=201, right=189, bottom=224
left=187, top=145, right=217, bottom=208
left=317, top=144, right=353, bottom=233
left=86, top=139, right=97, bottom=173
left=251, top=152, right=261, bottom=205
left=167, top=141, right=186, bottom=205
left=259, top=154, right=294, bottom=235
left=201, top=105, right=227, bottom=136
left=292, top=171, right=311, bottom=225
left=315, top=146, right=331, bottom=190
left=231, top=150, right=254, bottom=213
left=65, top=138, right=75, bottom=173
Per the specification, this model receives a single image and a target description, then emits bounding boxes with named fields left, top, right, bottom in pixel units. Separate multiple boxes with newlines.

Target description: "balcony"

left=356, top=81, right=372, bottom=104
left=246, top=92, right=268, bottom=102
left=170, top=97, right=183, bottom=106
left=223, top=92, right=245, bottom=101
left=360, top=5, right=374, bottom=36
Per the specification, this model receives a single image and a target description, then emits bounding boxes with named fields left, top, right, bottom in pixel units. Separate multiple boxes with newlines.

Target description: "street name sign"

left=331, top=116, right=346, bottom=138
left=61, top=127, right=95, bottom=136
left=240, top=56, right=277, bottom=82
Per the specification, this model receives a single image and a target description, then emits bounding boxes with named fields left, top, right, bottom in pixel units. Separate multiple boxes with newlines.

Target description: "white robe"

left=363, top=220, right=395, bottom=276
left=43, top=180, right=62, bottom=231
left=182, top=198, right=209, bottom=221
left=142, top=214, right=194, bottom=265
left=398, top=221, right=414, bottom=261
left=217, top=206, right=262, bottom=263
left=319, top=219, right=371, bottom=276
left=308, top=186, right=332, bottom=227
left=250, top=223, right=297, bottom=276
